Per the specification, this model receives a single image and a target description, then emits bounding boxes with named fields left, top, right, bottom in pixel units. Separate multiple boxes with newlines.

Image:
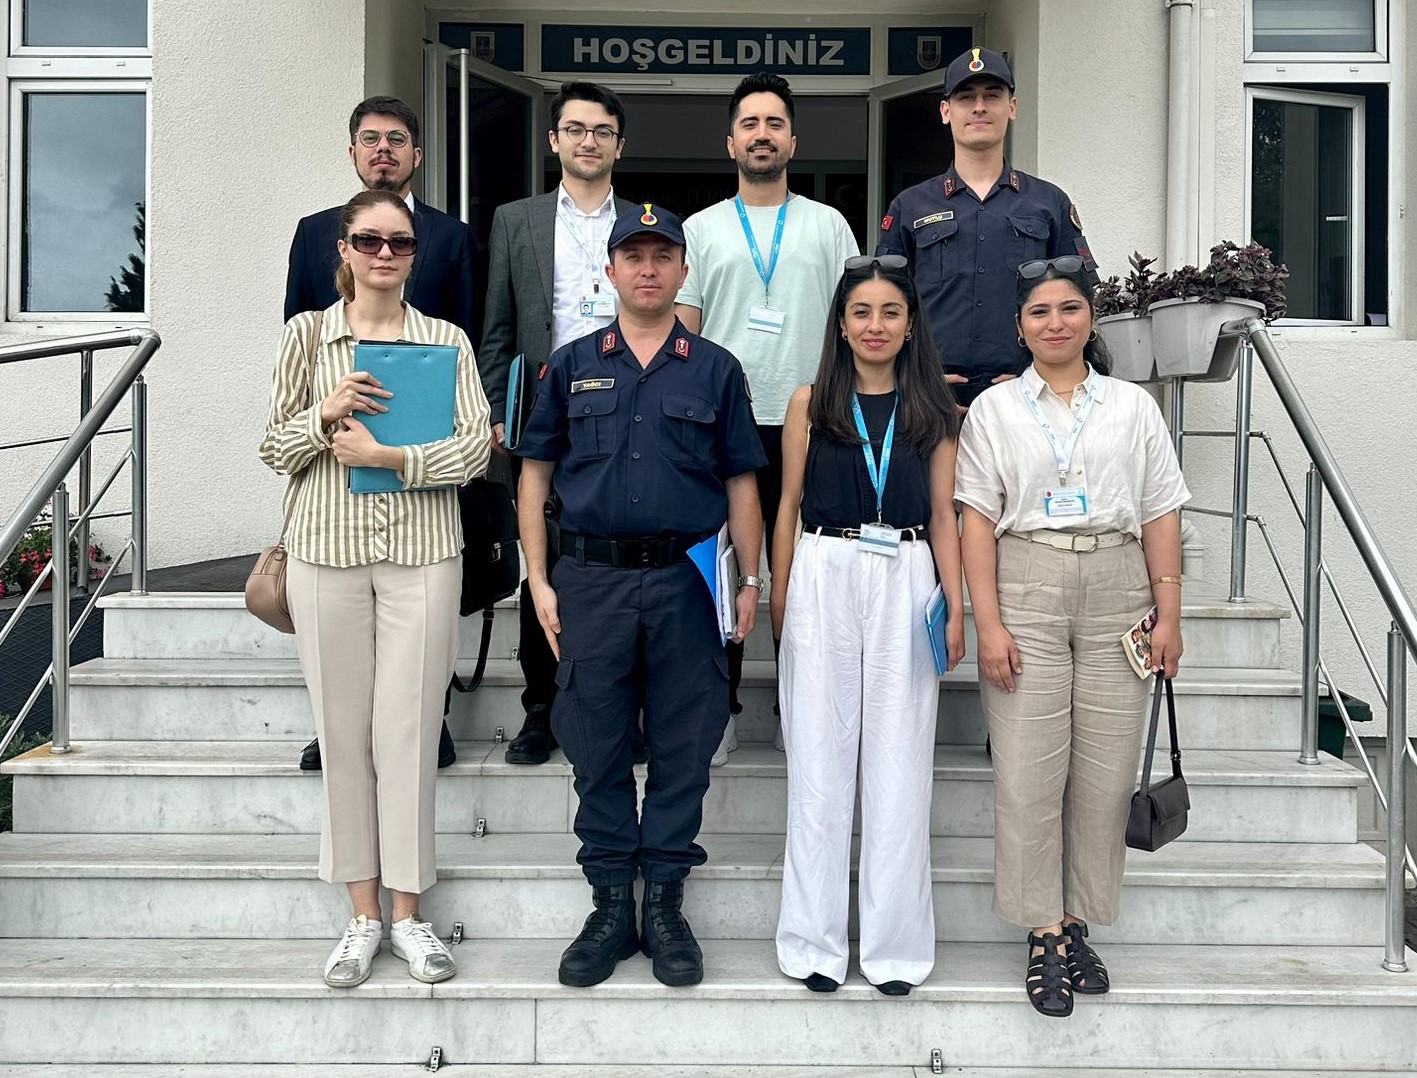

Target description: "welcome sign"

left=541, top=26, right=872, bottom=75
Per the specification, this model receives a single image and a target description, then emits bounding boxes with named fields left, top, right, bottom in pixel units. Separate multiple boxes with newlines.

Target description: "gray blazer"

left=478, top=190, right=640, bottom=429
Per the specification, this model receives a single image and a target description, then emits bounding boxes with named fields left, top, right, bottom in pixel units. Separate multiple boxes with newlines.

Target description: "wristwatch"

left=738, top=575, right=765, bottom=591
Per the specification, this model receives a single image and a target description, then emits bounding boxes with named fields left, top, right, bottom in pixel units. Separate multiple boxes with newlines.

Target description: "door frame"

left=867, top=70, right=946, bottom=250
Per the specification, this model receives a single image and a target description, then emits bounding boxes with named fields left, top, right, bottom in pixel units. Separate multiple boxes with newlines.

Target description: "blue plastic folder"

left=925, top=583, right=950, bottom=676
left=504, top=353, right=525, bottom=450
left=348, top=342, right=459, bottom=494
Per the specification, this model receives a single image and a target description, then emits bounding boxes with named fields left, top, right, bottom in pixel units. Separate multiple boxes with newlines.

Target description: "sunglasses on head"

left=844, top=254, right=909, bottom=271
left=347, top=232, right=417, bottom=257
left=1017, top=255, right=1086, bottom=280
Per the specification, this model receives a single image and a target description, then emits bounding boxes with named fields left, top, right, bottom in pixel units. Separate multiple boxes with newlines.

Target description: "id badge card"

left=1044, top=486, right=1089, bottom=518
left=747, top=305, right=786, bottom=335
left=858, top=522, right=901, bottom=557
left=580, top=294, right=617, bottom=319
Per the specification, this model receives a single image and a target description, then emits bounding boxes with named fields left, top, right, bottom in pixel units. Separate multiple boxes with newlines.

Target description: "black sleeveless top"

left=800, top=391, right=933, bottom=530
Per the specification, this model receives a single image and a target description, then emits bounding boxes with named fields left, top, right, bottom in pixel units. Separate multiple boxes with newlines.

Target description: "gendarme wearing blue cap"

left=515, top=201, right=767, bottom=990
left=877, top=46, right=1100, bottom=408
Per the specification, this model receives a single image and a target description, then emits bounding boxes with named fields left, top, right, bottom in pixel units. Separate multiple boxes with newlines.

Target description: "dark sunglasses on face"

left=347, top=232, right=417, bottom=257
left=844, top=254, right=909, bottom=271
left=1018, top=255, right=1086, bottom=280
left=356, top=128, right=411, bottom=148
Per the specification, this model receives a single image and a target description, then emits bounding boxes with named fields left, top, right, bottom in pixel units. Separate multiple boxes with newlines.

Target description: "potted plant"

left=1093, top=252, right=1159, bottom=382
left=0, top=511, right=109, bottom=598
left=1148, top=242, right=1287, bottom=381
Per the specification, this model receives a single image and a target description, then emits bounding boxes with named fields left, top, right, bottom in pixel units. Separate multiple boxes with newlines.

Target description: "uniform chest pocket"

left=660, top=394, right=717, bottom=469
left=1007, top=214, right=1050, bottom=265
left=914, top=218, right=961, bottom=279
left=567, top=390, right=618, bottom=461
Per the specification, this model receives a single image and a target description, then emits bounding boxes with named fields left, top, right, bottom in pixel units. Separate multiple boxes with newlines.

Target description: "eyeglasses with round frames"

left=555, top=122, right=620, bottom=144
left=1017, top=255, right=1086, bottom=280
left=356, top=129, right=411, bottom=148
left=347, top=233, right=417, bottom=257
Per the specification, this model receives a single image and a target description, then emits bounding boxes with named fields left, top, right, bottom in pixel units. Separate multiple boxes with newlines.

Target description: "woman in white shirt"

left=955, top=256, right=1188, bottom=1018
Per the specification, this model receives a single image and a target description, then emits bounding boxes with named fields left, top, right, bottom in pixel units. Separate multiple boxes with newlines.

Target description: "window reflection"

left=23, top=0, right=147, bottom=47
left=22, top=92, right=146, bottom=314
left=1252, top=0, right=1376, bottom=53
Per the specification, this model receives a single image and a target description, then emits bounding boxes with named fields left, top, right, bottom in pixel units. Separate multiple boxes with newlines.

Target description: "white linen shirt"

left=954, top=365, right=1190, bottom=539
left=551, top=184, right=618, bottom=353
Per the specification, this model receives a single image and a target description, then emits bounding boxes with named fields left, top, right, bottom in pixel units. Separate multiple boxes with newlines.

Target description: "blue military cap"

left=942, top=46, right=1015, bottom=96
left=608, top=202, right=686, bottom=252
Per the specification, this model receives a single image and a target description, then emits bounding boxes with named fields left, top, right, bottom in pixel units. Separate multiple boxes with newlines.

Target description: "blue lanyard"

left=1018, top=371, right=1098, bottom=484
left=851, top=393, right=897, bottom=523
left=734, top=195, right=788, bottom=301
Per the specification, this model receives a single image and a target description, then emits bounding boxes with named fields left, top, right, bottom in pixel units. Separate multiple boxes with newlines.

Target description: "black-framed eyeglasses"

left=1018, top=255, right=1086, bottom=280
left=356, top=128, right=412, bottom=148
left=844, top=254, right=909, bottom=271
left=555, top=122, right=620, bottom=144
left=347, top=233, right=417, bottom=257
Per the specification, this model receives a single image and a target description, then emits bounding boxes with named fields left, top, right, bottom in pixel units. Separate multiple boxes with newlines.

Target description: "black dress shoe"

left=874, top=979, right=912, bottom=996
left=558, top=883, right=639, bottom=987
left=803, top=973, right=839, bottom=992
left=641, top=878, right=703, bottom=986
left=505, top=706, right=557, bottom=765
left=299, top=737, right=321, bottom=771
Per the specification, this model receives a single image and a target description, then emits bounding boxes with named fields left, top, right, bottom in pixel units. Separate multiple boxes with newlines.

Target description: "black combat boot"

left=558, top=883, right=639, bottom=987
left=640, top=878, right=703, bottom=986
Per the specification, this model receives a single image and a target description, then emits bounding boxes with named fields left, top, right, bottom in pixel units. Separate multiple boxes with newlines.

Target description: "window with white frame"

left=5, top=0, right=150, bottom=321
left=1248, top=0, right=1386, bottom=60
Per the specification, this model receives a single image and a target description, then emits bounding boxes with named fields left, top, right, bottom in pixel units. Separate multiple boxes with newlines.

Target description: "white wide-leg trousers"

left=775, top=532, right=940, bottom=986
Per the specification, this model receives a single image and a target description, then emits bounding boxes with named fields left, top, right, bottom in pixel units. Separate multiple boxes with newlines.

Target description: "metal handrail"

left=0, top=329, right=159, bottom=761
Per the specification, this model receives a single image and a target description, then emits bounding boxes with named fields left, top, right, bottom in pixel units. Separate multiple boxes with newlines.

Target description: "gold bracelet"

left=1151, top=575, right=1183, bottom=587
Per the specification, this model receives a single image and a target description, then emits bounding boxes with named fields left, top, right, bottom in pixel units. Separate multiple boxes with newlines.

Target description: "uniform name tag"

left=570, top=378, right=615, bottom=394
left=1044, top=486, right=1089, bottom=518
left=748, top=304, right=786, bottom=335
left=858, top=522, right=901, bottom=557
left=912, top=211, right=954, bottom=228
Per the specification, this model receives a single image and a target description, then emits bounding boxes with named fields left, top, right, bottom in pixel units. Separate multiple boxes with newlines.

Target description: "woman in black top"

left=770, top=256, right=965, bottom=995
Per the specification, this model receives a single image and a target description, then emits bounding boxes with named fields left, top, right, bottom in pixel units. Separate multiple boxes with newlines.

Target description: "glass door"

left=868, top=71, right=954, bottom=250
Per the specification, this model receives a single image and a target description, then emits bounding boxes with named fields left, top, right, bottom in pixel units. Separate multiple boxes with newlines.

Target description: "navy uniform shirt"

left=876, top=162, right=1098, bottom=378
left=516, top=318, right=767, bottom=539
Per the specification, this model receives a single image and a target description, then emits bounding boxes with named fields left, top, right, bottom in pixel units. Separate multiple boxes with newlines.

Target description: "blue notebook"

left=348, top=342, right=459, bottom=494
left=925, top=583, right=950, bottom=676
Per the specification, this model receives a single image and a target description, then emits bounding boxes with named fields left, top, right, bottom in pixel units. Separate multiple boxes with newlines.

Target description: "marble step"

left=1, top=937, right=1414, bottom=1068
left=66, top=657, right=1313, bottom=753
left=99, top=589, right=1288, bottom=670
left=3, top=741, right=1365, bottom=844
left=0, top=832, right=1397, bottom=946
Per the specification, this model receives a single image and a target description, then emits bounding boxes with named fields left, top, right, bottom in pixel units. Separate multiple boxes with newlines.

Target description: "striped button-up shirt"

left=259, top=301, right=492, bottom=568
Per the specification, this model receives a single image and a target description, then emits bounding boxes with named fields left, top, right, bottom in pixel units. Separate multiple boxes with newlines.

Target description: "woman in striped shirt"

left=259, top=189, right=491, bottom=988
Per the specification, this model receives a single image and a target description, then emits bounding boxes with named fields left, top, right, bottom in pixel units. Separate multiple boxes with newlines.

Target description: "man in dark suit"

left=284, top=94, right=476, bottom=772
left=479, top=82, right=641, bottom=765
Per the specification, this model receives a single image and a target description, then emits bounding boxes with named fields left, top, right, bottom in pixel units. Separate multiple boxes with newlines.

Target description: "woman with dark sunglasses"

left=260, top=188, right=491, bottom=988
left=955, top=256, right=1188, bottom=1017
left=771, top=255, right=965, bottom=996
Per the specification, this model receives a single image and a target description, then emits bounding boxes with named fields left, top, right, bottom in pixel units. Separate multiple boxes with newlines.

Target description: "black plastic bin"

left=1317, top=689, right=1373, bottom=759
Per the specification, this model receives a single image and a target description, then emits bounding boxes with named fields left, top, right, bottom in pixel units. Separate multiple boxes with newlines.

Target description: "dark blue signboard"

left=542, top=25, right=871, bottom=75
left=438, top=23, right=527, bottom=72
left=886, top=27, right=976, bottom=77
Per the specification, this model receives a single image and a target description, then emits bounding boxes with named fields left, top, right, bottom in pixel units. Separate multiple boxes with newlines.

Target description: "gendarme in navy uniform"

left=515, top=203, right=766, bottom=991
left=877, top=47, right=1099, bottom=404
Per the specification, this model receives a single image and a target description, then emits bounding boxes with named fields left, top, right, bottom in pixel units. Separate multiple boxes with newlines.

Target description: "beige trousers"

left=287, top=555, right=461, bottom=894
left=980, top=533, right=1153, bottom=929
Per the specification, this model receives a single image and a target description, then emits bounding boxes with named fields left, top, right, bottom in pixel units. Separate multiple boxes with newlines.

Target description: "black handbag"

left=1125, top=676, right=1190, bottom=851
left=451, top=476, right=520, bottom=694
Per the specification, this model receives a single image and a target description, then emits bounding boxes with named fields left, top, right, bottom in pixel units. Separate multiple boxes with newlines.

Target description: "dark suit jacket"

left=479, top=191, right=640, bottom=429
left=283, top=196, right=477, bottom=341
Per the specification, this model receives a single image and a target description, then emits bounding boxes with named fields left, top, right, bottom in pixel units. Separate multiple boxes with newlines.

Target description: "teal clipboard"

left=504, top=353, right=525, bottom=450
left=348, top=342, right=458, bottom=494
left=925, top=583, right=950, bottom=676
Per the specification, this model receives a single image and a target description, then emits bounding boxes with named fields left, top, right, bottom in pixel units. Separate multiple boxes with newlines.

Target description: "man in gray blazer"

left=479, top=82, right=641, bottom=764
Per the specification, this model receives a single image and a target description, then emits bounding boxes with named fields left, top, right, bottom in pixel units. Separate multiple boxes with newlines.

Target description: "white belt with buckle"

left=1006, top=529, right=1133, bottom=553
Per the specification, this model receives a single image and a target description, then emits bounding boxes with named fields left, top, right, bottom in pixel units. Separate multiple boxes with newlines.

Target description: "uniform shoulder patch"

left=674, top=337, right=690, bottom=357
left=601, top=331, right=617, bottom=353
left=881, top=214, right=894, bottom=231
left=1069, top=203, right=1083, bottom=232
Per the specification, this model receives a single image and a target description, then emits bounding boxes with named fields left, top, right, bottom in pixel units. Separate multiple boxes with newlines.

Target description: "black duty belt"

left=809, top=525, right=928, bottom=541
left=559, top=530, right=709, bottom=568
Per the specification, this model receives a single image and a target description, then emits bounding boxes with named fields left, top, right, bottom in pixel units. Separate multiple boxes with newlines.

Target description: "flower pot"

left=1149, top=297, right=1265, bottom=381
left=1095, top=313, right=1156, bottom=382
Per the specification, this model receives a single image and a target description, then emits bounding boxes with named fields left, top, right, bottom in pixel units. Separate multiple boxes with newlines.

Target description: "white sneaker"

left=711, top=714, right=739, bottom=767
left=391, top=915, right=458, bottom=984
left=323, top=914, right=381, bottom=988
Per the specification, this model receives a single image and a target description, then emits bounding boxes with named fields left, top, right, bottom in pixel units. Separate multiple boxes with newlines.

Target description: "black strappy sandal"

left=1025, top=932, right=1073, bottom=1017
left=1062, top=921, right=1110, bottom=994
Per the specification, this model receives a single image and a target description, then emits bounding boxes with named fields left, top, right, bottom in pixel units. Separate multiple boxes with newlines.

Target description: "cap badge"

left=640, top=203, right=658, bottom=226
left=968, top=48, right=985, bottom=73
